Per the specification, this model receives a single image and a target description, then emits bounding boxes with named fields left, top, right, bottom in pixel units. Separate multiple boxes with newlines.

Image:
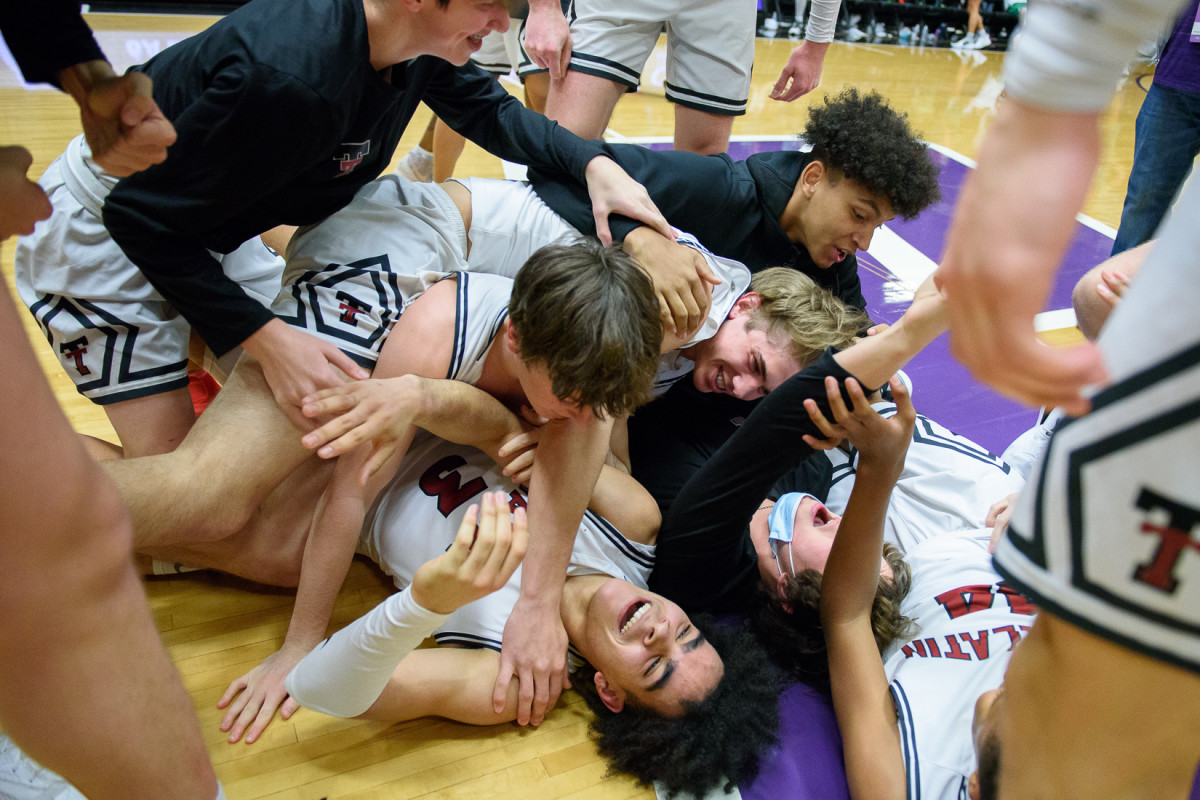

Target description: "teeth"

left=621, top=602, right=650, bottom=635
left=716, top=371, right=725, bottom=391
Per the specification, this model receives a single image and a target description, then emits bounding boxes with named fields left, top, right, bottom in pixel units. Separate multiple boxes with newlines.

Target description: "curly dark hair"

left=803, top=88, right=941, bottom=219
left=753, top=543, right=916, bottom=693
left=508, top=238, right=662, bottom=418
left=573, top=615, right=781, bottom=798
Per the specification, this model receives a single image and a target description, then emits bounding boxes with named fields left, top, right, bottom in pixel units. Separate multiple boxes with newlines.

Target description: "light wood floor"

left=0, top=13, right=1149, bottom=799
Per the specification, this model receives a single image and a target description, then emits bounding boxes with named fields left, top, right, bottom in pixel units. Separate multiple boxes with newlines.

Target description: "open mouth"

left=715, top=368, right=726, bottom=393
left=833, top=247, right=849, bottom=263
left=619, top=600, right=650, bottom=635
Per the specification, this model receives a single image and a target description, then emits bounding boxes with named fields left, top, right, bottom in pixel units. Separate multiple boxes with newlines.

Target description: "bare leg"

left=103, top=387, right=196, bottom=457
left=524, top=72, right=551, bottom=114
left=104, top=355, right=314, bottom=548
left=432, top=117, right=469, bottom=183
left=1000, top=614, right=1200, bottom=800
left=138, top=454, right=334, bottom=585
left=966, top=0, right=983, bottom=34
left=544, top=70, right=626, bottom=139
left=672, top=104, right=735, bottom=155
left=0, top=283, right=217, bottom=800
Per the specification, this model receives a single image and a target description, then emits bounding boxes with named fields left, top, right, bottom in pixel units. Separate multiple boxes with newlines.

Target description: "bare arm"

left=816, top=376, right=914, bottom=800
left=493, top=415, right=614, bottom=725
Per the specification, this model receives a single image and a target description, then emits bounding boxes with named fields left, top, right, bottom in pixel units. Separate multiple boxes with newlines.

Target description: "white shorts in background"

left=471, top=23, right=523, bottom=76
left=565, top=0, right=756, bottom=115
left=14, top=134, right=281, bottom=405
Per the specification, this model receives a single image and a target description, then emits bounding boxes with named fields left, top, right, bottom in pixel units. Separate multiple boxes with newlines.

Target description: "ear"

left=399, top=0, right=425, bottom=13
left=593, top=672, right=626, bottom=714
left=967, top=771, right=981, bottom=800
left=504, top=319, right=520, bottom=354
left=774, top=572, right=794, bottom=613
left=799, top=160, right=826, bottom=197
left=729, top=292, right=762, bottom=318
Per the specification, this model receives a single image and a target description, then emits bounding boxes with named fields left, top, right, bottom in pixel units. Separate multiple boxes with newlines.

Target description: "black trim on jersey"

left=32, top=293, right=190, bottom=396
left=663, top=81, right=748, bottom=116
left=93, top=376, right=191, bottom=405
left=1066, top=396, right=1200, bottom=634
left=448, top=273, right=470, bottom=380
left=582, top=508, right=656, bottom=570
left=890, top=681, right=921, bottom=800
left=433, top=631, right=502, bottom=652
left=568, top=52, right=642, bottom=87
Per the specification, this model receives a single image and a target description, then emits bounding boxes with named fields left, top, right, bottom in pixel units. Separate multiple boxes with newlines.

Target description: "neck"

left=476, top=322, right=527, bottom=408
left=559, top=575, right=608, bottom=643
left=363, top=0, right=421, bottom=70
left=777, top=193, right=807, bottom=246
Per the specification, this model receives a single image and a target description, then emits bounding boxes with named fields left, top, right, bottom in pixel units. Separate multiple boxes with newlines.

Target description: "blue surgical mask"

left=767, top=492, right=817, bottom=577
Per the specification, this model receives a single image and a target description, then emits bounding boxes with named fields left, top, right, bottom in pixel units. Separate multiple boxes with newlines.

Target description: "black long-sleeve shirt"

left=101, top=0, right=604, bottom=356
left=650, top=350, right=869, bottom=614
left=0, top=1, right=104, bottom=86
left=530, top=144, right=866, bottom=309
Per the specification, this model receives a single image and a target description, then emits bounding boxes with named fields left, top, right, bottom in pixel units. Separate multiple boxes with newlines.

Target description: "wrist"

left=59, top=60, right=116, bottom=105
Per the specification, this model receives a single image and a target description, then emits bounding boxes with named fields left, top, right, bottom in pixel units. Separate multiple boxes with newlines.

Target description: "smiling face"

left=579, top=579, right=725, bottom=717
left=419, top=0, right=510, bottom=65
left=782, top=162, right=896, bottom=269
left=685, top=294, right=803, bottom=401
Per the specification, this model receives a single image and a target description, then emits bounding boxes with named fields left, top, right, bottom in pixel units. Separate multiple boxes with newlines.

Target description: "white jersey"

left=885, top=533, right=1036, bottom=800
left=823, top=402, right=1026, bottom=554
left=359, top=431, right=656, bottom=652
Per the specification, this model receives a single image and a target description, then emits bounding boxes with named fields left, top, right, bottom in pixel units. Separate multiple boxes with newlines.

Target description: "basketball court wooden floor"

left=0, top=12, right=1149, bottom=799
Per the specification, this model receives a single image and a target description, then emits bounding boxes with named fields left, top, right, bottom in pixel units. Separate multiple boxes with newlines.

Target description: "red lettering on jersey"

left=996, top=582, right=1037, bottom=615
left=959, top=630, right=991, bottom=660
left=992, top=625, right=1024, bottom=650
left=1133, top=488, right=1200, bottom=593
left=943, top=635, right=972, bottom=661
left=924, top=638, right=942, bottom=657
left=419, top=455, right=487, bottom=517
left=934, top=584, right=996, bottom=620
left=507, top=491, right=527, bottom=513
left=902, top=639, right=928, bottom=659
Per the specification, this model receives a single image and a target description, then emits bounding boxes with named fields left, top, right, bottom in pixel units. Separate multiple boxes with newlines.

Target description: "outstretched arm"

left=771, top=0, right=840, bottom=101
left=286, top=493, right=526, bottom=718
left=816, top=376, right=914, bottom=800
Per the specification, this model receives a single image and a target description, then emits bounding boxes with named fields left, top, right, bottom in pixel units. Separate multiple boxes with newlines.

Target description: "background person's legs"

left=0, top=283, right=218, bottom=800
left=673, top=105, right=736, bottom=156
left=545, top=69, right=628, bottom=139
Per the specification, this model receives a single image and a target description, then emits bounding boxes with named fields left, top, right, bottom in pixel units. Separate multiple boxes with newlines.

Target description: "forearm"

left=58, top=59, right=116, bottom=106
left=820, top=459, right=895, bottom=625
left=286, top=587, right=447, bottom=717
left=0, top=1, right=105, bottom=86
left=282, top=462, right=374, bottom=653
left=520, top=420, right=610, bottom=601
left=804, top=0, right=841, bottom=42
left=406, top=376, right=526, bottom=455
left=103, top=200, right=274, bottom=355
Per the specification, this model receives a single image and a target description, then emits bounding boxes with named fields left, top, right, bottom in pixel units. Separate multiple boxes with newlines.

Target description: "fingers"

left=492, top=658, right=517, bottom=715
left=888, top=373, right=915, bottom=423
left=802, top=396, right=840, bottom=440
left=515, top=665, right=536, bottom=726
left=217, top=675, right=249, bottom=711
left=771, top=69, right=793, bottom=101
left=660, top=287, right=699, bottom=337
left=360, top=437, right=400, bottom=483
left=322, top=343, right=370, bottom=381
left=529, top=668, right=561, bottom=727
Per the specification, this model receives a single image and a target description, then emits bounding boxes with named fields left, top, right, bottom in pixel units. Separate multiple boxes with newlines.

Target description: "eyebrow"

left=646, top=631, right=707, bottom=693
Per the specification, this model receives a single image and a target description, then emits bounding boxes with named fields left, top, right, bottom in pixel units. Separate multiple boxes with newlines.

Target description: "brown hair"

left=753, top=543, right=916, bottom=690
left=509, top=239, right=662, bottom=418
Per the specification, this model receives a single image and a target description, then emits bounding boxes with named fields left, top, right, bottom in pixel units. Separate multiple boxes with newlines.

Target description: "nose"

left=492, top=11, right=511, bottom=32
left=643, top=614, right=668, bottom=645
left=853, top=225, right=874, bottom=252
left=730, top=374, right=763, bottom=401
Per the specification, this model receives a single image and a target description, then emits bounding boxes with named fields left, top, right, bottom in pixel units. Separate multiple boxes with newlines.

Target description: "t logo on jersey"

left=1132, top=487, right=1200, bottom=594
left=334, top=140, right=370, bottom=176
left=336, top=291, right=370, bottom=326
left=60, top=336, right=91, bottom=375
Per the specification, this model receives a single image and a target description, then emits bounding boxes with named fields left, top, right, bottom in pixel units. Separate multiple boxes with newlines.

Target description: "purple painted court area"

left=644, top=139, right=1116, bottom=454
